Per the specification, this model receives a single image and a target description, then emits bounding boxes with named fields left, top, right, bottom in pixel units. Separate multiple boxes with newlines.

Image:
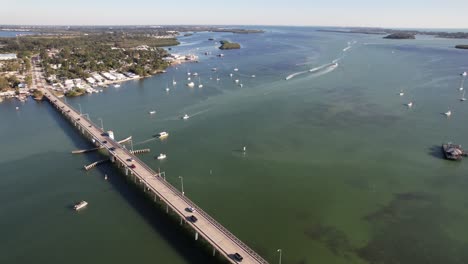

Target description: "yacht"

left=182, top=114, right=190, bottom=120
left=234, top=67, right=239, bottom=72
left=399, top=90, right=404, bottom=96
left=212, top=68, right=217, bottom=72
left=445, top=110, right=452, bottom=117
left=74, top=201, right=88, bottom=211
left=193, top=72, right=198, bottom=76
left=157, top=153, right=167, bottom=160
left=15, top=106, right=19, bottom=110
left=149, top=110, right=156, bottom=115
left=459, top=87, right=464, bottom=91
left=216, top=76, right=220, bottom=81
left=156, top=131, right=169, bottom=138
left=113, top=84, right=121, bottom=88
left=462, top=71, right=467, bottom=77
left=187, top=82, right=195, bottom=87
left=235, top=79, right=240, bottom=83
left=406, top=101, right=413, bottom=108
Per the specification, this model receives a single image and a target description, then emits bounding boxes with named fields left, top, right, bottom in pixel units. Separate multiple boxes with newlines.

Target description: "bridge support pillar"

left=166, top=204, right=169, bottom=213
left=195, top=232, right=198, bottom=241
left=213, top=247, right=216, bottom=256
left=180, top=217, right=183, bottom=225
left=125, top=167, right=128, bottom=176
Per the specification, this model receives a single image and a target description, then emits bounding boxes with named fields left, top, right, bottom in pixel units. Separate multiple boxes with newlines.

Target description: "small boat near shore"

left=149, top=110, right=156, bottom=115
left=155, top=131, right=169, bottom=138
left=74, top=200, right=88, bottom=211
left=113, top=84, right=121, bottom=88
left=182, top=114, right=190, bottom=120
left=157, top=153, right=167, bottom=160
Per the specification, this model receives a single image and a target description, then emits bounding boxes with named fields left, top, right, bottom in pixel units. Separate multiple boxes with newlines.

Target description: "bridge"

left=34, top=71, right=268, bottom=263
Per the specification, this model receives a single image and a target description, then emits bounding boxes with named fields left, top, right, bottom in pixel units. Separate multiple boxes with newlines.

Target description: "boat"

left=234, top=68, right=239, bottom=72
left=235, top=79, right=240, bottom=83
left=461, top=90, right=466, bottom=101
left=74, top=200, right=88, bottom=211
left=459, top=87, right=464, bottom=91
left=172, top=78, right=177, bottom=86
left=251, top=75, right=256, bottom=78
left=212, top=68, right=217, bottom=71
left=216, top=76, right=220, bottom=81
left=406, top=101, right=413, bottom=107
left=217, top=54, right=224, bottom=57
left=239, top=83, right=243, bottom=88
left=442, top=143, right=464, bottom=160
left=193, top=72, right=198, bottom=76
left=149, top=110, right=156, bottom=115
left=113, top=84, right=121, bottom=88
left=157, top=153, right=167, bottom=160
left=15, top=106, right=19, bottom=110
left=198, top=77, right=203, bottom=88
left=444, top=110, right=452, bottom=117
left=399, top=90, right=404, bottom=96
left=187, top=77, right=191, bottom=81
left=187, top=82, right=195, bottom=87
left=229, top=73, right=233, bottom=77
left=462, top=71, right=467, bottom=76
left=166, top=87, right=170, bottom=92
left=182, top=114, right=190, bottom=120
left=155, top=131, right=169, bottom=138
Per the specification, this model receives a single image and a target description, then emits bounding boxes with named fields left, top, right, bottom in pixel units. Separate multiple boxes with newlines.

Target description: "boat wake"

left=134, top=137, right=157, bottom=146
left=189, top=108, right=211, bottom=117
left=285, top=70, right=308, bottom=80
left=343, top=46, right=351, bottom=52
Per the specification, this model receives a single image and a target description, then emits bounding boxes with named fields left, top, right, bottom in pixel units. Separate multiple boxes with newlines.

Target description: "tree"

left=25, top=75, right=32, bottom=87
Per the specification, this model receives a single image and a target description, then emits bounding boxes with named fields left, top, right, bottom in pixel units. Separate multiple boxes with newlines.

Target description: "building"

left=0, top=53, right=17, bottom=60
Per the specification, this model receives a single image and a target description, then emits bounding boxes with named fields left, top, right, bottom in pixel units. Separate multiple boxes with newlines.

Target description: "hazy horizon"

left=1, top=0, right=468, bottom=29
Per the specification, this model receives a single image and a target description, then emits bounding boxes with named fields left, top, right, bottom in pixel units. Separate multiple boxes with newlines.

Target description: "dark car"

left=102, top=140, right=107, bottom=144
left=109, top=147, right=116, bottom=151
left=129, top=164, right=136, bottom=169
left=189, top=215, right=198, bottom=223
left=77, top=118, right=81, bottom=121
left=53, top=100, right=57, bottom=102
left=126, top=158, right=133, bottom=162
left=66, top=110, right=70, bottom=113
left=233, top=253, right=243, bottom=262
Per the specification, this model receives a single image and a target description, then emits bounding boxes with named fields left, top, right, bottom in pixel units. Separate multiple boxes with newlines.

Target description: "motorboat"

left=182, top=114, right=190, bottom=120
left=444, top=110, right=452, bottom=117
left=113, top=84, right=121, bottom=88
left=157, top=153, right=167, bottom=160
left=74, top=201, right=88, bottom=211
left=156, top=131, right=169, bottom=138
left=399, top=90, right=404, bottom=96
left=406, top=102, right=413, bottom=107
left=149, top=110, right=156, bottom=115
left=187, top=82, right=195, bottom=87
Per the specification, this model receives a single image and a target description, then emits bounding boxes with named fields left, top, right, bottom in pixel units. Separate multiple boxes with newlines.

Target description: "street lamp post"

left=277, top=249, right=282, bottom=264
left=98, top=118, right=104, bottom=130
left=179, top=176, right=184, bottom=195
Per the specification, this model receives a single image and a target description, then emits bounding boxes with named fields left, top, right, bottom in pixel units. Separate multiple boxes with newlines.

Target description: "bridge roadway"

left=41, top=89, right=268, bottom=264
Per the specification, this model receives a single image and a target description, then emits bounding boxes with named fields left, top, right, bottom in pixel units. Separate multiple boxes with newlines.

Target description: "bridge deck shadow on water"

left=45, top=102, right=227, bottom=264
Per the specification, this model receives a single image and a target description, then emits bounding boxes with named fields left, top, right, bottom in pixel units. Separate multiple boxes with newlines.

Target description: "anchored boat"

left=442, top=143, right=465, bottom=160
left=74, top=201, right=88, bottom=211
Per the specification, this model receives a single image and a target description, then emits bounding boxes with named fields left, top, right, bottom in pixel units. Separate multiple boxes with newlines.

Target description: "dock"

left=40, top=88, right=268, bottom=264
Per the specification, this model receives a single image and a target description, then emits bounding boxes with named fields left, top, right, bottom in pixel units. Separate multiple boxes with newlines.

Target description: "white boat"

left=239, top=84, right=243, bottom=88
left=216, top=76, right=220, bottom=81
left=149, top=110, right=156, bottom=115
left=461, top=90, right=466, bottom=101
left=229, top=73, right=233, bottom=77
left=182, top=114, right=190, bottom=120
left=15, top=106, right=19, bottom=110
left=157, top=153, right=167, bottom=160
left=459, top=87, right=464, bottom=91
left=193, top=72, right=198, bottom=76
left=445, top=110, right=452, bottom=117
left=157, top=131, right=169, bottom=138
left=198, top=77, right=203, bottom=88
left=187, top=77, right=191, bottom=81
left=399, top=90, right=404, bottom=96
left=172, top=78, right=177, bottom=86
left=234, top=68, right=239, bottom=72
left=462, top=71, right=467, bottom=76
left=406, top=102, right=413, bottom=108
left=187, top=82, right=195, bottom=87
left=113, top=84, right=121, bottom=88
left=166, top=87, right=170, bottom=92
left=74, top=201, right=88, bottom=211
left=251, top=75, right=256, bottom=78
left=235, top=79, right=240, bottom=83
left=212, top=68, right=217, bottom=71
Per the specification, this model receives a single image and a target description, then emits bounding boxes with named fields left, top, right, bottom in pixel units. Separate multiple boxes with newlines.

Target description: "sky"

left=1, top=0, right=467, bottom=29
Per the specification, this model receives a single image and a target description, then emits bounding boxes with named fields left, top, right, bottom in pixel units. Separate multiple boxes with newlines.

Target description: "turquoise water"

left=2, top=27, right=468, bottom=264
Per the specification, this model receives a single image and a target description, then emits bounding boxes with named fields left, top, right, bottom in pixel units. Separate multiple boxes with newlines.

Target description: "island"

left=455, top=45, right=468, bottom=50
left=318, top=28, right=468, bottom=39
left=219, top=40, right=241, bottom=50
left=383, top=32, right=416, bottom=39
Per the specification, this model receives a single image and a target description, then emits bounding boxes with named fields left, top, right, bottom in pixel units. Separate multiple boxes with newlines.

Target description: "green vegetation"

left=455, top=45, right=468, bottom=50
left=219, top=40, right=241, bottom=50
left=384, top=33, right=416, bottom=39
left=32, top=89, right=44, bottom=100
left=25, top=75, right=32, bottom=87
left=0, top=33, right=179, bottom=80
left=0, top=75, right=20, bottom=91
left=65, top=87, right=86, bottom=97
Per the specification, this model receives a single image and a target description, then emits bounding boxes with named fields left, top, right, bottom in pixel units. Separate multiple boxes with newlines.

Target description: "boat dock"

left=40, top=88, right=268, bottom=264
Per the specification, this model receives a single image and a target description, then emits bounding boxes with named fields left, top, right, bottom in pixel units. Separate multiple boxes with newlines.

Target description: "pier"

left=40, top=88, right=268, bottom=264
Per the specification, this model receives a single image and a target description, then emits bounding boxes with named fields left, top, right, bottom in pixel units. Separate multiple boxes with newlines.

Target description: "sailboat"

left=216, top=75, right=220, bottom=81
left=198, top=77, right=203, bottom=88
left=462, top=71, right=467, bottom=77
left=172, top=77, right=177, bottom=86
left=399, top=90, right=404, bottom=96
left=444, top=110, right=452, bottom=117
left=461, top=90, right=466, bottom=101
left=406, top=101, right=413, bottom=108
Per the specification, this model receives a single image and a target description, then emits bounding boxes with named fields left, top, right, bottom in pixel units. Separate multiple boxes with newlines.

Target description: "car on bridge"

left=186, top=207, right=196, bottom=213
left=189, top=215, right=198, bottom=223
left=129, top=164, right=136, bottom=169
left=109, top=147, right=116, bottom=151
left=233, top=253, right=243, bottom=262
